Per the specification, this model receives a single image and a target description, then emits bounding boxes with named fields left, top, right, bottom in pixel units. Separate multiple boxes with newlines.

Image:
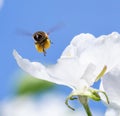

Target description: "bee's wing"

left=47, top=22, right=65, bottom=35
left=16, top=29, right=32, bottom=37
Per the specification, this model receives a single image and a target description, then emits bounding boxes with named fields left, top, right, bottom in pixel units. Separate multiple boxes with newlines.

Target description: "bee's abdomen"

left=35, top=39, right=51, bottom=52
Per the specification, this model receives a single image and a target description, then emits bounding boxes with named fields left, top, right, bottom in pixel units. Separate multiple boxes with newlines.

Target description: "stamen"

left=95, top=65, right=107, bottom=82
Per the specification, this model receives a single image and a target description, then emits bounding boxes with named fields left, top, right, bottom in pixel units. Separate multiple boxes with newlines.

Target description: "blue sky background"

left=0, top=0, right=120, bottom=114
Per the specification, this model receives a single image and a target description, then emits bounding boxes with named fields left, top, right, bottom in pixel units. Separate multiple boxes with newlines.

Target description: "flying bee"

left=17, top=23, right=64, bottom=56
left=32, top=31, right=51, bottom=56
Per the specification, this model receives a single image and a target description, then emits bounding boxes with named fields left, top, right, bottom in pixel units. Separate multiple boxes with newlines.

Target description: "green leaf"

left=16, top=75, right=54, bottom=96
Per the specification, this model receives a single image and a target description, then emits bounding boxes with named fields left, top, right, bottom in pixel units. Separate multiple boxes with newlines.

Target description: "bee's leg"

left=43, top=47, right=46, bottom=56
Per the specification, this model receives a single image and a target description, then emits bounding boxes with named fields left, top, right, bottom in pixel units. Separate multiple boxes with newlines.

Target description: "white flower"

left=13, top=32, right=120, bottom=90
left=100, top=66, right=120, bottom=116
left=13, top=32, right=120, bottom=114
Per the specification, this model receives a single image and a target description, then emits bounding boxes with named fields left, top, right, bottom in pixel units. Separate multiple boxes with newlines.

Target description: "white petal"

left=78, top=32, right=120, bottom=72
left=80, top=63, right=97, bottom=86
left=47, top=57, right=83, bottom=89
left=60, top=45, right=77, bottom=58
left=13, top=50, right=96, bottom=90
left=13, top=50, right=71, bottom=87
left=100, top=66, right=120, bottom=107
left=61, top=32, right=120, bottom=89
left=47, top=57, right=99, bottom=89
left=71, top=33, right=95, bottom=48
left=61, top=33, right=95, bottom=58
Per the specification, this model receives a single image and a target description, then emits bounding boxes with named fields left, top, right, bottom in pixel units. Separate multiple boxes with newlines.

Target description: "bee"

left=32, top=31, right=51, bottom=56
left=17, top=23, right=64, bottom=56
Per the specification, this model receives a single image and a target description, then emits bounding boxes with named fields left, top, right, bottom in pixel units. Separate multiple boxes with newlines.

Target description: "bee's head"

left=33, top=31, right=47, bottom=42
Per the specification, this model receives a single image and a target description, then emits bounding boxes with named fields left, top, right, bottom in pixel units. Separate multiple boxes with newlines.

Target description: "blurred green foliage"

left=16, top=75, right=55, bottom=96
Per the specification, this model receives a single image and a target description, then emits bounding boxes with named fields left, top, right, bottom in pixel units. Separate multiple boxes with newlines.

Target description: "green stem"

left=78, top=96, right=92, bottom=116
left=82, top=102, right=92, bottom=116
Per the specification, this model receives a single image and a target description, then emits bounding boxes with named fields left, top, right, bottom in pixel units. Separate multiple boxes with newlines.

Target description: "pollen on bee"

left=35, top=39, right=51, bottom=52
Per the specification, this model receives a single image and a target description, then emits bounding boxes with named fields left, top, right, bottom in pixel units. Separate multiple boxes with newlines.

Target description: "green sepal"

left=65, top=93, right=77, bottom=111
left=90, top=88, right=109, bottom=104
left=88, top=89, right=101, bottom=101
